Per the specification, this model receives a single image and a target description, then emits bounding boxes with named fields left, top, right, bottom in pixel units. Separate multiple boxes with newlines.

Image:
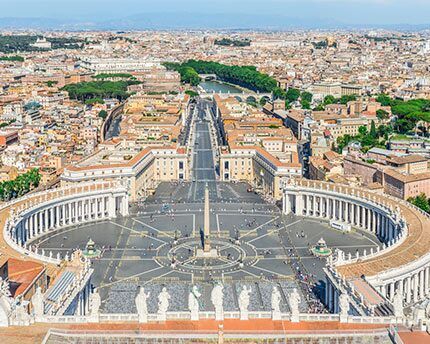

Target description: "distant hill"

left=0, top=14, right=428, bottom=31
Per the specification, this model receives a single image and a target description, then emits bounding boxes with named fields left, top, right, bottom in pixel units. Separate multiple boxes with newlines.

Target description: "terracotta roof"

left=6, top=258, right=45, bottom=297
left=387, top=154, right=428, bottom=165
left=383, top=169, right=430, bottom=183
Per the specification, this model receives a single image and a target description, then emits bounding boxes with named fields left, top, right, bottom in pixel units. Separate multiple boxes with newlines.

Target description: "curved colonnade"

left=2, top=181, right=129, bottom=266
left=282, top=178, right=430, bottom=315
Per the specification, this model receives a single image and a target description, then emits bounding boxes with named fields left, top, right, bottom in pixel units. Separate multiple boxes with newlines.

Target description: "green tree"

left=286, top=88, right=300, bottom=103
left=369, top=120, right=377, bottom=139
left=163, top=60, right=278, bottom=92
left=408, top=194, right=430, bottom=213
left=0, top=169, right=41, bottom=201
left=358, top=126, right=368, bottom=136
left=85, top=98, right=105, bottom=105
left=98, top=110, right=108, bottom=119
left=376, top=94, right=392, bottom=107
left=185, top=90, right=199, bottom=98
left=323, top=95, right=336, bottom=105
left=273, top=87, right=286, bottom=100
left=340, top=94, right=357, bottom=105
left=259, top=97, right=267, bottom=106
left=313, top=104, right=325, bottom=111
left=301, top=100, right=311, bottom=109
left=0, top=55, right=24, bottom=62
left=336, top=134, right=353, bottom=153
left=301, top=91, right=313, bottom=103
left=376, top=109, right=389, bottom=120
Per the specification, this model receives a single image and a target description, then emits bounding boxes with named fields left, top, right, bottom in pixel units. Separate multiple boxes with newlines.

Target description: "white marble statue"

left=90, top=288, right=101, bottom=318
left=135, top=287, right=150, bottom=323
left=238, top=285, right=251, bottom=320
left=11, top=302, right=31, bottom=326
left=157, top=287, right=170, bottom=321
left=271, top=286, right=282, bottom=320
left=0, top=278, right=11, bottom=299
left=393, top=290, right=404, bottom=318
left=339, top=293, right=350, bottom=320
left=211, top=283, right=224, bottom=321
left=31, top=286, right=44, bottom=319
left=288, top=288, right=301, bottom=322
left=188, top=285, right=201, bottom=321
left=0, top=278, right=12, bottom=327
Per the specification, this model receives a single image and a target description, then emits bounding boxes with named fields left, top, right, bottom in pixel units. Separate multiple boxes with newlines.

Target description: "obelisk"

left=204, top=184, right=211, bottom=252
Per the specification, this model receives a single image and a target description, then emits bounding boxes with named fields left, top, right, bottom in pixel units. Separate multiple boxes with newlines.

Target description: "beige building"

left=220, top=146, right=302, bottom=200
left=310, top=82, right=362, bottom=98
left=61, top=140, right=189, bottom=201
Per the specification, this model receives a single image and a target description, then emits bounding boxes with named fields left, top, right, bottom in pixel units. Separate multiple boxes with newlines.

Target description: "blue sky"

left=0, top=0, right=429, bottom=26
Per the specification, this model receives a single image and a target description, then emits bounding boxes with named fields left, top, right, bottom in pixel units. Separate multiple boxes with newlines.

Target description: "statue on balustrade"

left=135, top=287, right=150, bottom=323
left=211, top=283, right=224, bottom=321
left=0, top=278, right=12, bottom=327
left=90, top=288, right=101, bottom=319
left=238, top=285, right=251, bottom=320
left=157, top=287, right=170, bottom=321
left=271, top=286, right=282, bottom=320
left=11, top=301, right=31, bottom=326
left=188, top=285, right=201, bottom=321
left=288, top=288, right=301, bottom=322
left=31, top=286, right=44, bottom=320
left=393, top=290, right=404, bottom=318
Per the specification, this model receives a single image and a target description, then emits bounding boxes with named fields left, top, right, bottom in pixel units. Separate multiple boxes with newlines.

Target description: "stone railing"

left=2, top=181, right=128, bottom=265
left=284, top=178, right=409, bottom=269
left=34, top=311, right=401, bottom=325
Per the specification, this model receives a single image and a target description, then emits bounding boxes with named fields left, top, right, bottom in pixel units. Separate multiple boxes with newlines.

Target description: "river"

left=199, top=80, right=242, bottom=94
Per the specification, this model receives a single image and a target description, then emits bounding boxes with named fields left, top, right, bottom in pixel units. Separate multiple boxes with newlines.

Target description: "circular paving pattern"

left=155, top=236, right=259, bottom=275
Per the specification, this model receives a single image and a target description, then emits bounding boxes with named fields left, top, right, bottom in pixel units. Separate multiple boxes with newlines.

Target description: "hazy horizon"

left=0, top=0, right=429, bottom=29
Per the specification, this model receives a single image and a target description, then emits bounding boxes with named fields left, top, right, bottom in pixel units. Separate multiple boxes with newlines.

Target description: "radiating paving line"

left=99, top=266, right=166, bottom=289
left=248, top=219, right=301, bottom=243
left=110, top=221, right=167, bottom=245
left=240, top=217, right=281, bottom=239
left=131, top=218, right=174, bottom=240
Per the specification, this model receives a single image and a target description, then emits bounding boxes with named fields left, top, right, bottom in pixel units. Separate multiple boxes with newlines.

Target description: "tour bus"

left=330, top=220, right=352, bottom=232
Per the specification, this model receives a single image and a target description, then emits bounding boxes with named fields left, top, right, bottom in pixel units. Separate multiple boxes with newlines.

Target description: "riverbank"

left=198, top=80, right=258, bottom=95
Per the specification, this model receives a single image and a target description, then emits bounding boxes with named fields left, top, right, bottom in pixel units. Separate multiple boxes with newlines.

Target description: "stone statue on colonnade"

left=271, top=286, right=282, bottom=320
left=188, top=285, right=201, bottom=321
left=31, top=286, right=44, bottom=320
left=135, top=287, right=150, bottom=323
left=211, top=283, right=224, bottom=321
left=157, top=287, right=170, bottom=321
left=289, top=288, right=301, bottom=322
left=238, top=285, right=251, bottom=320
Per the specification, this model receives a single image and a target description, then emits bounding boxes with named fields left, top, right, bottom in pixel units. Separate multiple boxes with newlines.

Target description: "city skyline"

left=0, top=0, right=430, bottom=29
left=0, top=3, right=430, bottom=342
